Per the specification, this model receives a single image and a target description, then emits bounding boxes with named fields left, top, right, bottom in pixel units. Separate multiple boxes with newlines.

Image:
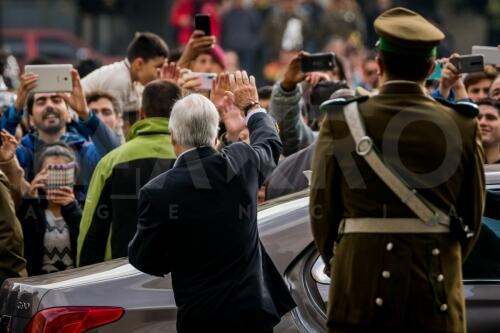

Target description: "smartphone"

left=195, top=14, right=211, bottom=36
left=24, top=64, right=73, bottom=93
left=47, top=162, right=75, bottom=198
left=300, top=53, right=336, bottom=72
left=472, top=45, right=500, bottom=65
left=450, top=55, right=484, bottom=74
left=193, top=72, right=217, bottom=91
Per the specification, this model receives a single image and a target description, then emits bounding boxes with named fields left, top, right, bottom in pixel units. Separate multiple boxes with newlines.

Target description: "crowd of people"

left=0, top=1, right=499, bottom=332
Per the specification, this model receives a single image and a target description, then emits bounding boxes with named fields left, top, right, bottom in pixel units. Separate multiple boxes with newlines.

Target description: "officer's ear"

left=376, top=56, right=385, bottom=78
left=425, top=59, right=436, bottom=81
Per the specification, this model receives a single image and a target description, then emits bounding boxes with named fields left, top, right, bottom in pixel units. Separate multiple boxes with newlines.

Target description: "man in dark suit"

left=128, top=71, right=296, bottom=333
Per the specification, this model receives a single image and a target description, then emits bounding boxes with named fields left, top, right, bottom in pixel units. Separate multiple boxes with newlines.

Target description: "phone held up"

left=300, top=53, right=336, bottom=73
left=194, top=72, right=217, bottom=91
left=195, top=14, right=211, bottom=36
left=471, top=45, right=500, bottom=66
left=450, top=54, right=484, bottom=74
left=24, top=64, right=73, bottom=93
left=46, top=162, right=75, bottom=200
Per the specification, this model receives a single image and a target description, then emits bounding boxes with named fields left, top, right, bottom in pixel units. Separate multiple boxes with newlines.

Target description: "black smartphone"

left=195, top=14, right=211, bottom=36
left=300, top=53, right=336, bottom=72
left=450, top=54, right=484, bottom=74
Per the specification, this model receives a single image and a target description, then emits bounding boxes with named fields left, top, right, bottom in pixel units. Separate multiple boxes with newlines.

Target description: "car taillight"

left=24, top=307, right=124, bottom=333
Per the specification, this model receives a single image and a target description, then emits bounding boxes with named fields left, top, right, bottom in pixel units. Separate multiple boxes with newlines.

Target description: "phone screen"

left=300, top=53, right=335, bottom=72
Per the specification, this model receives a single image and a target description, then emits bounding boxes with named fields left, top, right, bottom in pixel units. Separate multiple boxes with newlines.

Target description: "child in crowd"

left=17, top=142, right=81, bottom=276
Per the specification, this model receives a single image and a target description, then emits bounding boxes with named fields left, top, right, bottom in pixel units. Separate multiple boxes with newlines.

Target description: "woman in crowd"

left=17, top=142, right=81, bottom=276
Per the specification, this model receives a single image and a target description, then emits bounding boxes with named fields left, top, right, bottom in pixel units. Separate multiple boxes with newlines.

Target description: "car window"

left=38, top=37, right=78, bottom=60
left=2, top=38, right=25, bottom=60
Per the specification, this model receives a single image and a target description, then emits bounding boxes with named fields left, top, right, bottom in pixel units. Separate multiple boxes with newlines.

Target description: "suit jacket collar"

left=173, top=146, right=217, bottom=168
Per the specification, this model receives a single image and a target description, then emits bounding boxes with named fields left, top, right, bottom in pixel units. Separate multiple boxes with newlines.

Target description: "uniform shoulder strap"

left=342, top=101, right=450, bottom=228
left=319, top=95, right=369, bottom=113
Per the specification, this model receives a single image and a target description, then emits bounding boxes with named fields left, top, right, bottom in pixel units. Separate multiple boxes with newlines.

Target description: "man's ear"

left=28, top=114, right=35, bottom=128
left=139, top=107, right=145, bottom=120
left=131, top=58, right=145, bottom=72
left=425, top=59, right=436, bottom=81
left=170, top=132, right=176, bottom=146
left=376, top=56, right=385, bottom=78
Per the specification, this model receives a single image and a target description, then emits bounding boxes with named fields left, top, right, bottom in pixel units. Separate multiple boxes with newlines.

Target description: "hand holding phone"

left=194, top=72, right=217, bottom=91
left=24, top=64, right=73, bottom=93
left=195, top=14, right=211, bottom=36
left=450, top=55, right=484, bottom=74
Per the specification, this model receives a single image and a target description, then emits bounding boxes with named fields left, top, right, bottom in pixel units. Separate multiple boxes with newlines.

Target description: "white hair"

left=169, top=93, right=220, bottom=148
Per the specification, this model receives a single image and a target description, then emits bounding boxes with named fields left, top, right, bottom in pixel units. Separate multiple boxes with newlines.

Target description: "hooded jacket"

left=0, top=171, right=27, bottom=285
left=77, top=117, right=176, bottom=266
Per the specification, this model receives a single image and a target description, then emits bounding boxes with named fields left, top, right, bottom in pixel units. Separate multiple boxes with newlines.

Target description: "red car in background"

left=0, top=28, right=120, bottom=69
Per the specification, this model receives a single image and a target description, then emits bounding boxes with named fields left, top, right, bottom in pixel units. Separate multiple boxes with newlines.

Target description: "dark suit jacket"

left=128, top=112, right=295, bottom=332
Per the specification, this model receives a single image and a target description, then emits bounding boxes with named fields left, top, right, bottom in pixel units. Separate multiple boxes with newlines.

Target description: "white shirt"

left=81, top=59, right=144, bottom=114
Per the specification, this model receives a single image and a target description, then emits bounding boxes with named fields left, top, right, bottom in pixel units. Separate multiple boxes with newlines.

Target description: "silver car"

left=1, top=165, right=500, bottom=333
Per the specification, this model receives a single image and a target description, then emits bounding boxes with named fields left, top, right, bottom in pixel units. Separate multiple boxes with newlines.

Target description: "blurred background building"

left=0, top=0, right=498, bottom=81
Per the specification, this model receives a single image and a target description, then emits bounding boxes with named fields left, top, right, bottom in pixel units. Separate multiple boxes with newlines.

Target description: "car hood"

left=1, top=191, right=311, bottom=317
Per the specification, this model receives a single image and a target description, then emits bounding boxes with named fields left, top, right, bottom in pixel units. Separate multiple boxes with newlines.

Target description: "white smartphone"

left=24, top=64, right=73, bottom=93
left=472, top=46, right=500, bottom=65
left=193, top=72, right=217, bottom=91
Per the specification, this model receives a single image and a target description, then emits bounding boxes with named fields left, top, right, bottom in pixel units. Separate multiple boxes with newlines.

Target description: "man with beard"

left=1, top=69, right=119, bottom=198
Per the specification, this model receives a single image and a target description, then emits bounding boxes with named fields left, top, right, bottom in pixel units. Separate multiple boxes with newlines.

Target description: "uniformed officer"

left=310, top=7, right=485, bottom=333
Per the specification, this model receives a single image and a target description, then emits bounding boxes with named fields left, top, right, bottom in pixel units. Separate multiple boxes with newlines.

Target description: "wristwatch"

left=242, top=101, right=261, bottom=116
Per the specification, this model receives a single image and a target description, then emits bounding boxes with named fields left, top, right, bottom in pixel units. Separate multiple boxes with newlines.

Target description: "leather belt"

left=341, top=218, right=450, bottom=234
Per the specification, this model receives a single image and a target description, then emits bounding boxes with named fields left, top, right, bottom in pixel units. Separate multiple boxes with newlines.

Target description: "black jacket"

left=128, top=112, right=296, bottom=332
left=17, top=198, right=81, bottom=276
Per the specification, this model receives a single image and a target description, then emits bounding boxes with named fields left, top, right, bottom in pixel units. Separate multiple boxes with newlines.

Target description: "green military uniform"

left=310, top=7, right=485, bottom=333
left=0, top=170, right=27, bottom=285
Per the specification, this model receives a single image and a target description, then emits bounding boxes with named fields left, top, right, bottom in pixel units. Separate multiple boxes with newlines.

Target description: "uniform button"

left=375, top=298, right=384, bottom=306
left=440, top=304, right=448, bottom=312
left=386, top=242, right=394, bottom=251
left=437, top=274, right=444, bottom=282
left=382, top=271, right=391, bottom=279
left=432, top=248, right=440, bottom=256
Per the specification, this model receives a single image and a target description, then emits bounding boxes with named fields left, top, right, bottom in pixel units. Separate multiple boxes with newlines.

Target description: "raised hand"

left=439, top=54, right=466, bottom=99
left=177, top=30, right=216, bottom=69
left=281, top=51, right=308, bottom=91
left=0, top=130, right=19, bottom=162
left=210, top=72, right=231, bottom=109
left=160, top=62, right=181, bottom=84
left=305, top=72, right=330, bottom=86
left=49, top=186, right=76, bottom=206
left=227, top=70, right=259, bottom=112
left=27, top=169, right=48, bottom=198
left=15, top=73, right=39, bottom=112
left=178, top=69, right=202, bottom=92
left=57, top=69, right=89, bottom=120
